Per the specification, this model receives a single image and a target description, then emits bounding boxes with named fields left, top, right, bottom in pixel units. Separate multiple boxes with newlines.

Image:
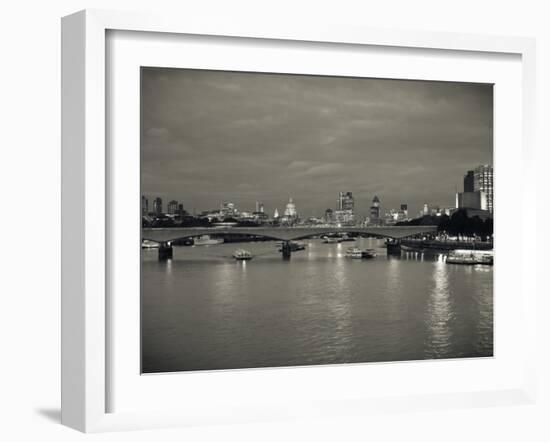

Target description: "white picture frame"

left=61, top=9, right=537, bottom=433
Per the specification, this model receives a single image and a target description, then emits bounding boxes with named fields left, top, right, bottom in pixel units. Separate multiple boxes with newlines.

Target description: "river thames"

left=141, top=237, right=493, bottom=373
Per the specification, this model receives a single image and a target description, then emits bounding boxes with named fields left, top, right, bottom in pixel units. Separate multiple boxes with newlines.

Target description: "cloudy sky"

left=141, top=68, right=493, bottom=219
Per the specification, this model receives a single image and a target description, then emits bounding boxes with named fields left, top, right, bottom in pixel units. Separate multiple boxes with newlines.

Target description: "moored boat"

left=233, top=249, right=253, bottom=260
left=345, top=247, right=363, bottom=258
left=361, top=248, right=377, bottom=259
left=323, top=236, right=342, bottom=244
left=345, top=247, right=377, bottom=259
left=277, top=241, right=306, bottom=252
left=141, top=239, right=160, bottom=249
left=446, top=249, right=493, bottom=265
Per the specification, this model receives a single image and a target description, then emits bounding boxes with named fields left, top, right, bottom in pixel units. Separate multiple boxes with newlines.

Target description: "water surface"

left=141, top=238, right=493, bottom=373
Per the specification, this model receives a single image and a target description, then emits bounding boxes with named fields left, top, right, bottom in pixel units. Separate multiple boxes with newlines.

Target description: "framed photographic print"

left=61, top=9, right=537, bottom=432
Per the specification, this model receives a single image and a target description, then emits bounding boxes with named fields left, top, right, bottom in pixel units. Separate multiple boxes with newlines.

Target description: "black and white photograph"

left=140, top=67, right=494, bottom=374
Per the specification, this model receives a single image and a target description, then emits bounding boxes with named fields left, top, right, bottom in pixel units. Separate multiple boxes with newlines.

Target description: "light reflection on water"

left=424, top=258, right=453, bottom=359
left=142, top=238, right=493, bottom=373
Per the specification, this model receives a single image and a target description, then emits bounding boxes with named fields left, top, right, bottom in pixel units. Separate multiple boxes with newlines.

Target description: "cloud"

left=141, top=68, right=493, bottom=217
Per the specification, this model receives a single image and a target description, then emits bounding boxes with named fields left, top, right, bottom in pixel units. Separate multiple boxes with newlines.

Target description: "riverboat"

left=233, top=249, right=253, bottom=260
left=361, top=248, right=377, bottom=259
left=141, top=239, right=159, bottom=249
left=323, top=236, right=342, bottom=244
left=345, top=247, right=377, bottom=259
left=345, top=247, right=363, bottom=258
left=446, top=249, right=493, bottom=265
left=193, top=235, right=224, bottom=246
left=277, top=241, right=306, bottom=252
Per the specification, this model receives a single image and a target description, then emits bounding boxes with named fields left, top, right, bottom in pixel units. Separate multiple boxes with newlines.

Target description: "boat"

left=361, top=249, right=377, bottom=259
left=477, top=252, right=494, bottom=265
left=345, top=247, right=377, bottom=259
left=233, top=249, right=253, bottom=260
left=193, top=235, right=224, bottom=246
left=323, top=236, right=342, bottom=244
left=472, top=250, right=494, bottom=265
left=277, top=241, right=306, bottom=252
left=141, top=239, right=159, bottom=249
left=446, top=249, right=493, bottom=265
left=345, top=247, right=363, bottom=258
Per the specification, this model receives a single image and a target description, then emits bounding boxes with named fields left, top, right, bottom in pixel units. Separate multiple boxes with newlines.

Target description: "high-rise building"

left=464, top=170, right=475, bottom=192
left=474, top=164, right=493, bottom=213
left=324, top=208, right=334, bottom=223
left=177, top=203, right=186, bottom=216
left=255, top=201, right=265, bottom=213
left=400, top=204, right=408, bottom=218
left=141, top=196, right=148, bottom=216
left=153, top=197, right=163, bottom=216
left=456, top=191, right=488, bottom=211
left=423, top=203, right=429, bottom=216
left=167, top=200, right=179, bottom=215
left=338, top=192, right=354, bottom=212
left=369, top=196, right=380, bottom=224
left=273, top=208, right=279, bottom=219
left=334, top=210, right=355, bottom=225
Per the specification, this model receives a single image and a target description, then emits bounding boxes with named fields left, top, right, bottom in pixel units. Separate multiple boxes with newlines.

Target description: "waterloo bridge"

left=142, top=225, right=439, bottom=260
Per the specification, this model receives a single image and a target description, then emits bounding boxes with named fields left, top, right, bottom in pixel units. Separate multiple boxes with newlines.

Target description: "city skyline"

left=141, top=161, right=492, bottom=221
left=141, top=68, right=493, bottom=219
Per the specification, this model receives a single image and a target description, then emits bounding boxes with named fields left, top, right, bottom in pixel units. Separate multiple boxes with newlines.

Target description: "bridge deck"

left=142, top=226, right=438, bottom=243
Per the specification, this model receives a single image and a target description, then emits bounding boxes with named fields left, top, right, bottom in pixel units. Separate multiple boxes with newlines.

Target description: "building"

left=141, top=196, right=148, bottom=216
left=283, top=198, right=297, bottom=218
left=252, top=211, right=269, bottom=224
left=423, top=203, right=429, bottom=216
left=474, top=164, right=493, bottom=213
left=369, top=196, right=381, bottom=224
left=337, top=192, right=354, bottom=212
left=334, top=210, right=355, bottom=226
left=400, top=204, right=408, bottom=219
left=255, top=201, right=264, bottom=213
left=455, top=165, right=493, bottom=213
left=428, top=206, right=454, bottom=217
left=456, top=191, right=488, bottom=211
left=153, top=197, right=163, bottom=216
left=273, top=208, right=279, bottom=219
left=383, top=209, right=399, bottom=225
left=220, top=201, right=238, bottom=217
left=464, top=170, right=475, bottom=192
left=324, top=208, right=334, bottom=224
left=177, top=203, right=186, bottom=216
left=167, top=200, right=179, bottom=215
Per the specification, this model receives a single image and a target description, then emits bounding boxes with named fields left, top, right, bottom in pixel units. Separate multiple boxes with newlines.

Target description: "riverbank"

left=399, top=239, right=493, bottom=252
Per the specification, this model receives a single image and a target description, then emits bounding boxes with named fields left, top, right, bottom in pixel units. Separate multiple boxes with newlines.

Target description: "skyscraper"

left=167, top=200, right=179, bottom=215
left=153, top=197, right=163, bottom=216
left=255, top=201, right=265, bottom=213
left=338, top=192, right=354, bottom=212
left=474, top=164, right=493, bottom=213
left=141, top=196, right=148, bottom=216
left=464, top=170, right=475, bottom=192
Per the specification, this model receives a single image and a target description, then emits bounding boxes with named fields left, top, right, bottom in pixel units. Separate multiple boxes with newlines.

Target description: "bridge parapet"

left=142, top=225, right=438, bottom=243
